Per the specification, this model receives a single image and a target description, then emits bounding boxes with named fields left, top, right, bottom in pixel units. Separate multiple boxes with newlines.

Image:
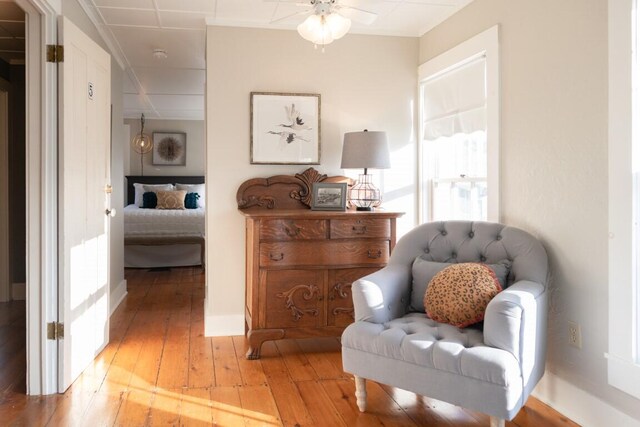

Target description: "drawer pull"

left=352, top=225, right=368, bottom=235
left=285, top=226, right=301, bottom=237
left=367, top=249, right=382, bottom=259
left=269, top=252, right=285, bottom=261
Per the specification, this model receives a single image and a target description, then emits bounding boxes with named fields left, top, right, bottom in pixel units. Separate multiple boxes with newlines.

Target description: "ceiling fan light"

left=297, top=14, right=323, bottom=42
left=325, top=13, right=351, bottom=40
left=297, top=12, right=348, bottom=46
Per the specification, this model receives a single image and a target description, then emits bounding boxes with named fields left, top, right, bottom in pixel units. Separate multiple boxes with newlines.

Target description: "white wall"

left=62, top=0, right=126, bottom=299
left=420, top=0, right=640, bottom=424
left=205, top=25, right=418, bottom=335
left=124, top=118, right=205, bottom=176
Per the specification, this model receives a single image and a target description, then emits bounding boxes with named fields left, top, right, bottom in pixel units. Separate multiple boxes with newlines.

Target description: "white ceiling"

left=79, top=0, right=473, bottom=121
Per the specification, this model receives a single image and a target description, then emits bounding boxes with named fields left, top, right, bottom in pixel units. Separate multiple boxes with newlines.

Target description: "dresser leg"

left=246, top=329, right=285, bottom=360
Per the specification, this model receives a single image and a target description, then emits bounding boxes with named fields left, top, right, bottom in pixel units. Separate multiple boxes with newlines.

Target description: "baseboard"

left=110, top=279, right=127, bottom=316
left=204, top=299, right=244, bottom=336
left=532, top=371, right=640, bottom=427
left=11, top=282, right=25, bottom=300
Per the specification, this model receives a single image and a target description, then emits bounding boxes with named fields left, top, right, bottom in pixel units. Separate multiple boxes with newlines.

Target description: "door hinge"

left=46, top=44, right=64, bottom=63
left=47, top=321, right=64, bottom=340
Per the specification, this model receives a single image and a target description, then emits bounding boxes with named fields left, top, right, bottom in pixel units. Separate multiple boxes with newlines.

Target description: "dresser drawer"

left=260, top=240, right=389, bottom=267
left=328, top=267, right=380, bottom=327
left=260, top=219, right=327, bottom=241
left=330, top=218, right=390, bottom=239
left=262, top=270, right=324, bottom=329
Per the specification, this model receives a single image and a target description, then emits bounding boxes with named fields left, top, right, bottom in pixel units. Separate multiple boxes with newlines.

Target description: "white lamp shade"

left=341, top=130, right=391, bottom=169
left=297, top=13, right=351, bottom=46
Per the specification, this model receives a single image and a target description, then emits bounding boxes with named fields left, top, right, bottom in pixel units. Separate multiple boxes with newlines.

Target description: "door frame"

left=0, top=90, right=8, bottom=303
left=14, top=0, right=59, bottom=395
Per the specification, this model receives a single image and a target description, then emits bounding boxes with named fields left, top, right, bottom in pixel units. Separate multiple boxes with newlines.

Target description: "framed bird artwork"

left=250, top=92, right=321, bottom=165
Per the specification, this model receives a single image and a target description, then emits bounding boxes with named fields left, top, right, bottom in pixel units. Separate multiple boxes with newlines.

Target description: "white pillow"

left=133, top=183, right=174, bottom=207
left=175, top=183, right=205, bottom=208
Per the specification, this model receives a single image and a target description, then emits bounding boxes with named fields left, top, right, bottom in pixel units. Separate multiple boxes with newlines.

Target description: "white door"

left=58, top=16, right=111, bottom=392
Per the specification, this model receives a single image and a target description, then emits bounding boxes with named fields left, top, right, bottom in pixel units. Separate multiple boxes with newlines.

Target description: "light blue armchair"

left=341, top=221, right=548, bottom=427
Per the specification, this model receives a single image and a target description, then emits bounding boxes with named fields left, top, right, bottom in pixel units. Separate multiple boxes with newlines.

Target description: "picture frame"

left=152, top=132, right=187, bottom=166
left=250, top=92, right=321, bottom=165
left=311, top=182, right=348, bottom=211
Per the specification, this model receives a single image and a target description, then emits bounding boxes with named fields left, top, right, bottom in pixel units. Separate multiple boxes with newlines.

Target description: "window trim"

left=418, top=25, right=500, bottom=223
left=607, top=0, right=640, bottom=399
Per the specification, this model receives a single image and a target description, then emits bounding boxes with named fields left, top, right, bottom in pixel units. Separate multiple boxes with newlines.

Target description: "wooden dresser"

left=238, top=168, right=403, bottom=359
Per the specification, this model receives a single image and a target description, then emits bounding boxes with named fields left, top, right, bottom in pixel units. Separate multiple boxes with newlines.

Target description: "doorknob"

left=105, top=209, right=116, bottom=217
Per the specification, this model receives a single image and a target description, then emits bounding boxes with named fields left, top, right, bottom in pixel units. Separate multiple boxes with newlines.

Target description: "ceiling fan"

left=267, top=0, right=379, bottom=47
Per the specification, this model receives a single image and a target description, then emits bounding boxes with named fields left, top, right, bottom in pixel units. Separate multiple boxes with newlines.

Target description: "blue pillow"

left=185, top=192, right=200, bottom=209
left=142, top=191, right=157, bottom=208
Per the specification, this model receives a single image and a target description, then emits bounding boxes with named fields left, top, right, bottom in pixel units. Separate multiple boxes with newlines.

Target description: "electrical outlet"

left=568, top=321, right=582, bottom=349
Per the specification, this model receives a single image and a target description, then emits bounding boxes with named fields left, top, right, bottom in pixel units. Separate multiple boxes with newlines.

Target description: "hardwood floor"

left=0, top=267, right=578, bottom=426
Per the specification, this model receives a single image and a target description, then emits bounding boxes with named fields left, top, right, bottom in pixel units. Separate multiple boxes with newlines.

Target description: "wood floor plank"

left=113, top=389, right=153, bottom=426
left=156, top=300, right=192, bottom=389
left=275, top=340, right=317, bottom=382
left=233, top=335, right=268, bottom=386
left=212, top=336, right=243, bottom=387
left=322, top=378, right=418, bottom=427
left=296, top=380, right=348, bottom=426
left=188, top=296, right=215, bottom=389
left=0, top=268, right=578, bottom=427
left=238, top=384, right=282, bottom=426
left=297, top=338, right=348, bottom=380
left=211, top=385, right=245, bottom=426
left=147, top=388, right=183, bottom=426
left=513, top=396, right=580, bottom=427
left=267, top=377, right=315, bottom=427
left=181, top=387, right=214, bottom=426
left=260, top=341, right=292, bottom=384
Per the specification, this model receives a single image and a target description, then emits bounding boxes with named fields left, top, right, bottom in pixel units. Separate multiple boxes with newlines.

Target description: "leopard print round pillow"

left=424, top=263, right=502, bottom=328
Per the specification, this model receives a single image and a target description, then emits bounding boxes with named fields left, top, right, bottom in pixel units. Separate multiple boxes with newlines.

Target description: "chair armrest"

left=351, top=264, right=412, bottom=324
left=484, top=280, right=547, bottom=384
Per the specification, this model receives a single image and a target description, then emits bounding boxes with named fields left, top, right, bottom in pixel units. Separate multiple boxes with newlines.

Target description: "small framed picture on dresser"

left=311, top=182, right=347, bottom=211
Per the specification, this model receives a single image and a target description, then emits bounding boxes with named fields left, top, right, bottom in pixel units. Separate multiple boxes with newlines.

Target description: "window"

left=608, top=0, right=640, bottom=399
left=418, top=26, right=499, bottom=223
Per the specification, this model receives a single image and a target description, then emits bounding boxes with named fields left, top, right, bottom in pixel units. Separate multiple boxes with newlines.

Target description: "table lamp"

left=340, top=130, right=391, bottom=211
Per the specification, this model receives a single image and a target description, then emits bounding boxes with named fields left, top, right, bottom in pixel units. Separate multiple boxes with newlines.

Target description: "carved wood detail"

left=276, top=284, right=321, bottom=321
left=329, top=282, right=352, bottom=301
left=332, top=307, right=355, bottom=319
left=237, top=167, right=352, bottom=210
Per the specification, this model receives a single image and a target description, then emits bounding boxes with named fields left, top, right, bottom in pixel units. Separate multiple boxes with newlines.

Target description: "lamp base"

left=355, top=206, right=373, bottom=211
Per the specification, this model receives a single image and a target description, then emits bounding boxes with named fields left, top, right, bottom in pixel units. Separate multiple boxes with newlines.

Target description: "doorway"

left=0, top=0, right=27, bottom=395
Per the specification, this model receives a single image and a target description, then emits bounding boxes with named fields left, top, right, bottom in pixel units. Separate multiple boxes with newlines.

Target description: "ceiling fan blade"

left=335, top=5, right=378, bottom=25
left=270, top=9, right=311, bottom=24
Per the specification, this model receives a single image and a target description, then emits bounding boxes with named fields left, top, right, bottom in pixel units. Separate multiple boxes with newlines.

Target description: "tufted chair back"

left=389, top=221, right=548, bottom=288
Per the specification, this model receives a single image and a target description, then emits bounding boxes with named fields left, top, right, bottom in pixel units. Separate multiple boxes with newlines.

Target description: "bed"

left=124, top=175, right=205, bottom=268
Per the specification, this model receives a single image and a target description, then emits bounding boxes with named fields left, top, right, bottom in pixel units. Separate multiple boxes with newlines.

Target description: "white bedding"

left=124, top=204, right=205, bottom=238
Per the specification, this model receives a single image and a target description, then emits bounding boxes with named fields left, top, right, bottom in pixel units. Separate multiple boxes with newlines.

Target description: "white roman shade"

left=421, top=56, right=486, bottom=140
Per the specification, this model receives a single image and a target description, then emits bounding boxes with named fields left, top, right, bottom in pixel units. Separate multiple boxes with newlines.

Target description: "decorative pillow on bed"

left=142, top=191, right=157, bottom=208
left=424, top=263, right=503, bottom=328
left=156, top=190, right=187, bottom=210
left=184, top=192, right=200, bottom=209
left=410, top=257, right=510, bottom=313
left=133, top=183, right=174, bottom=207
left=176, top=183, right=205, bottom=208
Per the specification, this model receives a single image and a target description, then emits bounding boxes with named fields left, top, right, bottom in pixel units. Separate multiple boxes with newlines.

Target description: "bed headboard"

left=125, top=175, right=205, bottom=206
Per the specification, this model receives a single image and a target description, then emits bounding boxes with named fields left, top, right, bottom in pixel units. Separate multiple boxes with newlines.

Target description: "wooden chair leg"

left=354, top=376, right=367, bottom=412
left=489, top=416, right=505, bottom=427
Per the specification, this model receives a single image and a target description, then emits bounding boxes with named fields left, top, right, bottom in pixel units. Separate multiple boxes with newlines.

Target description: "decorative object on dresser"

left=310, top=182, right=347, bottom=211
left=153, top=132, right=187, bottom=166
left=340, top=130, right=391, bottom=211
left=250, top=92, right=320, bottom=165
left=237, top=167, right=403, bottom=359
left=131, top=113, right=153, bottom=176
